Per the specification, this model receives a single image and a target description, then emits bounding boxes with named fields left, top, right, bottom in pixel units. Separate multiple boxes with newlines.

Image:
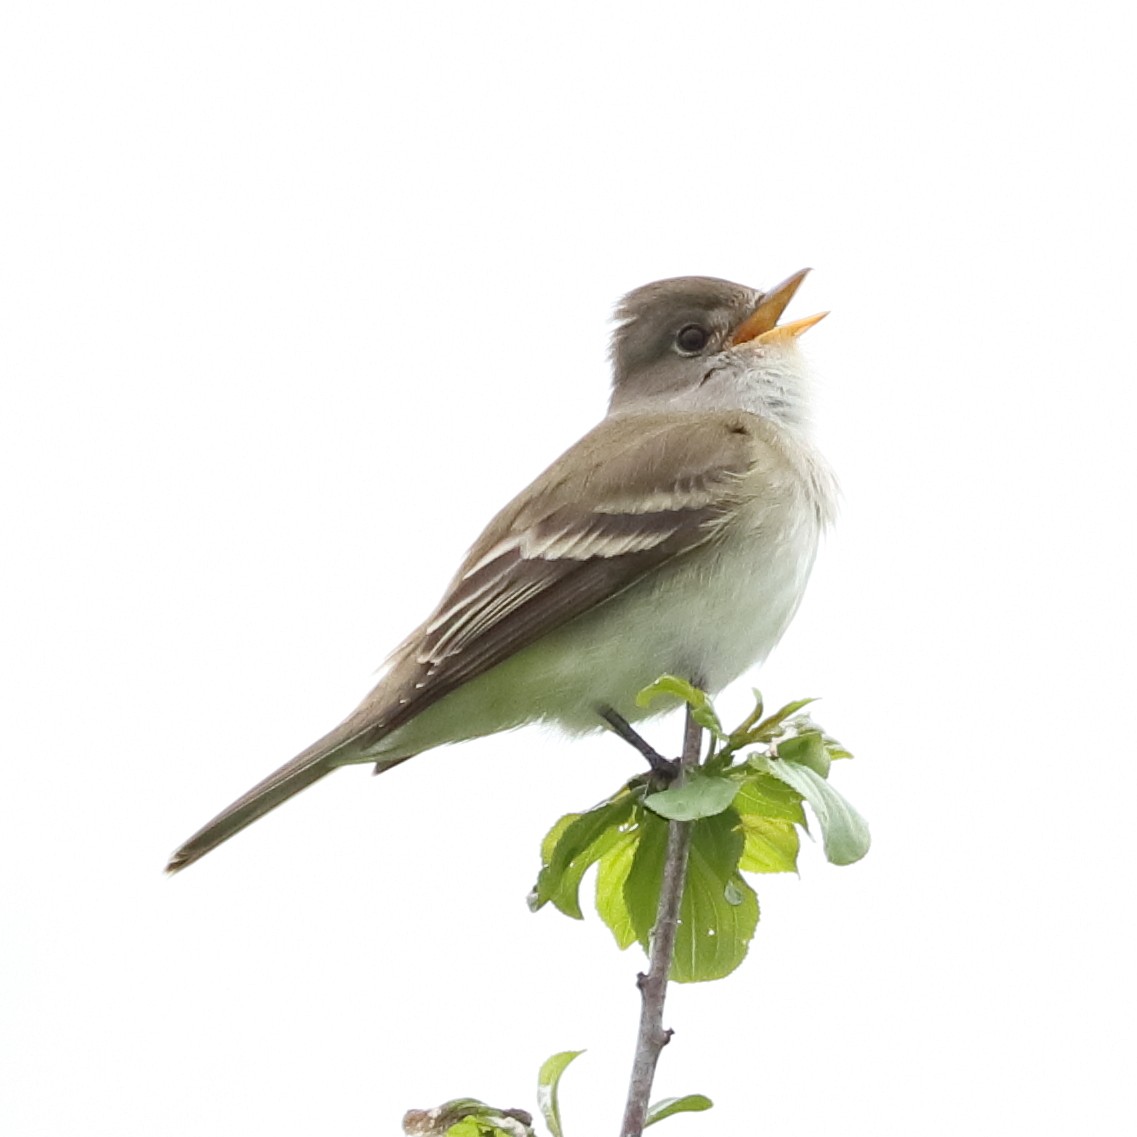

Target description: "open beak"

left=730, top=268, right=828, bottom=347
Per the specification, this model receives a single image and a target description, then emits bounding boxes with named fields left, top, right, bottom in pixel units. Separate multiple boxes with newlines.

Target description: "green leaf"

left=777, top=731, right=830, bottom=778
left=733, top=772, right=806, bottom=825
left=635, top=675, right=724, bottom=738
left=645, top=771, right=739, bottom=821
left=644, top=1095, right=714, bottom=1127
left=442, top=1121, right=479, bottom=1137
left=728, top=689, right=765, bottom=741
left=739, top=696, right=818, bottom=744
left=444, top=1121, right=500, bottom=1137
left=782, top=715, right=855, bottom=764
left=624, top=808, right=670, bottom=949
left=537, top=1051, right=583, bottom=1137
left=737, top=814, right=800, bottom=874
left=595, top=827, right=640, bottom=950
left=444, top=1117, right=532, bottom=1137
left=624, top=810, right=759, bottom=982
left=539, top=812, right=578, bottom=867
left=531, top=792, right=637, bottom=919
left=674, top=816, right=758, bottom=981
left=759, top=757, right=871, bottom=866
left=546, top=821, right=630, bottom=920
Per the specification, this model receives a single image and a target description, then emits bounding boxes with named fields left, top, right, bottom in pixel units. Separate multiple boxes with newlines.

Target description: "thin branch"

left=619, top=703, right=704, bottom=1137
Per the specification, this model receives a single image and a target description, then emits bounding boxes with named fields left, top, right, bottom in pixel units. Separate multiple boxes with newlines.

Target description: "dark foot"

left=598, top=705, right=679, bottom=782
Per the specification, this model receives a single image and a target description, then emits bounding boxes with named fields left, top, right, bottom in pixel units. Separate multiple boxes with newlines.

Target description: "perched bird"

left=167, top=271, right=836, bottom=873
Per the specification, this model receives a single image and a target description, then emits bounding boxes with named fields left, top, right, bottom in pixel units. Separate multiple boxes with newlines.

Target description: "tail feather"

left=166, top=724, right=374, bottom=874
left=167, top=650, right=435, bottom=873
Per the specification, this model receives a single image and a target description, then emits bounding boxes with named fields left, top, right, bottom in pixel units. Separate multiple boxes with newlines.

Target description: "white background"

left=3, top=2, right=1134, bottom=1134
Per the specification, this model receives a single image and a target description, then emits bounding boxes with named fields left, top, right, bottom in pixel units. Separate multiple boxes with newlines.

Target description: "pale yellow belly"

left=365, top=504, right=820, bottom=762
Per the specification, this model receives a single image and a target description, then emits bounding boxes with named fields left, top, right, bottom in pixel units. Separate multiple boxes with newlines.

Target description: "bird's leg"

left=598, top=705, right=679, bottom=782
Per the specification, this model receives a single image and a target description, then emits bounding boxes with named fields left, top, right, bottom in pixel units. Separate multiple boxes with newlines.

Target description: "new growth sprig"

left=530, top=678, right=870, bottom=983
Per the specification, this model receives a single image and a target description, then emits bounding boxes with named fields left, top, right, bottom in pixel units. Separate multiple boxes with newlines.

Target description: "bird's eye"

left=675, top=324, right=710, bottom=354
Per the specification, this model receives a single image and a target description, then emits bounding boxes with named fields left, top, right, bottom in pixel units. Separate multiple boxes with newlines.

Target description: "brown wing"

left=165, top=409, right=766, bottom=872
left=345, top=409, right=764, bottom=745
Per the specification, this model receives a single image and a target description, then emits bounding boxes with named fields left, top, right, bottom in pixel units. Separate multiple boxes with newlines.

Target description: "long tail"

left=165, top=721, right=402, bottom=874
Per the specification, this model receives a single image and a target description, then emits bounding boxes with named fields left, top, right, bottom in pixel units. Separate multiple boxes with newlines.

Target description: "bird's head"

left=608, top=270, right=826, bottom=431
